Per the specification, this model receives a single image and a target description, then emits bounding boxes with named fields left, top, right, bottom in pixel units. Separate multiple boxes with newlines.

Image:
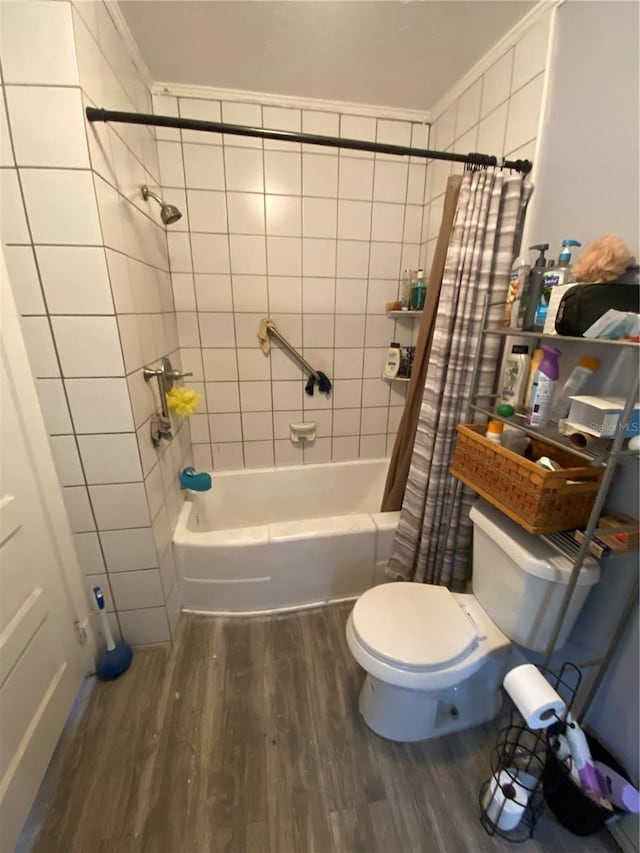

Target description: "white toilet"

left=346, top=500, right=600, bottom=742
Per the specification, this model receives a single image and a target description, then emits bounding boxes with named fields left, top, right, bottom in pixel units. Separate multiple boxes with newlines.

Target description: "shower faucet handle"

left=165, top=369, right=193, bottom=381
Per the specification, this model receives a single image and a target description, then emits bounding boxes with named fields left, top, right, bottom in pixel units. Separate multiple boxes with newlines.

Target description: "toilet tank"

left=470, top=500, right=600, bottom=652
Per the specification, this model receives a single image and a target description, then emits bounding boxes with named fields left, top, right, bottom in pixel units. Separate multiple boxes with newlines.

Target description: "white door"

left=0, top=251, right=94, bottom=851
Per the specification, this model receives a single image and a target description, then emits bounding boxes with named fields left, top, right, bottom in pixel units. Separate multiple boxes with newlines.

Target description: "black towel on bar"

left=305, top=371, right=332, bottom=396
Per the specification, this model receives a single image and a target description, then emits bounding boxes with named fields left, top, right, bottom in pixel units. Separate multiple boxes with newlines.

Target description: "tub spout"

left=180, top=466, right=212, bottom=491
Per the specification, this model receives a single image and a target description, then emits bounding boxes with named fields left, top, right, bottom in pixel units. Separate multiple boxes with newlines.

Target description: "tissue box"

left=567, top=396, right=640, bottom=438
left=598, top=512, right=640, bottom=549
left=574, top=513, right=639, bottom=558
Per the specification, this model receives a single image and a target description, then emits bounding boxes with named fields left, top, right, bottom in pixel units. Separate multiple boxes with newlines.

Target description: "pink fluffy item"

left=573, top=234, right=634, bottom=283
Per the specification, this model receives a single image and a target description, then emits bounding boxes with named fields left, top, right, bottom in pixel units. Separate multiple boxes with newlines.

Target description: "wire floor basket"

left=479, top=662, right=582, bottom=842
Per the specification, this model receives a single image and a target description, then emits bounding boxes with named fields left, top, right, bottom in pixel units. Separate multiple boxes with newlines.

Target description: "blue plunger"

left=93, top=586, right=133, bottom=679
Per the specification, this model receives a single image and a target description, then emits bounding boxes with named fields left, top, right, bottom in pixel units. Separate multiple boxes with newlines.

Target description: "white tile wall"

left=77, top=434, right=143, bottom=484
left=37, top=246, right=114, bottom=315
left=158, top=91, right=428, bottom=468
left=110, top=569, right=165, bottom=611
left=423, top=12, right=551, bottom=264
left=6, top=87, right=89, bottom=168
left=3, top=246, right=44, bottom=314
left=52, top=317, right=125, bottom=377
left=1, top=169, right=31, bottom=243
left=50, top=435, right=85, bottom=487
left=89, top=483, right=151, bottom=530
left=0, top=1, right=189, bottom=645
left=0, top=1, right=80, bottom=86
left=74, top=532, right=107, bottom=575
left=100, top=527, right=158, bottom=573
left=117, top=607, right=170, bottom=645
left=20, top=170, right=102, bottom=245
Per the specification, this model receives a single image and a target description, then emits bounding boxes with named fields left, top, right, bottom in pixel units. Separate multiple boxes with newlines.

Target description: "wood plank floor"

left=24, top=603, right=620, bottom=853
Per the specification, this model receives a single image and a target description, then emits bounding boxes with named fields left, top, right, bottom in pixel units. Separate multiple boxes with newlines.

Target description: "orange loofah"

left=573, top=234, right=635, bottom=283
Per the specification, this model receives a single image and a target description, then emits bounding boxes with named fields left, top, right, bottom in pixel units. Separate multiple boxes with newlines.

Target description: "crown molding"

left=109, top=1, right=153, bottom=89
left=430, top=0, right=561, bottom=121
left=152, top=81, right=431, bottom=125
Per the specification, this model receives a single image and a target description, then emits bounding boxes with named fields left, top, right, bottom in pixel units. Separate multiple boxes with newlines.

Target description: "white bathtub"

left=173, top=458, right=399, bottom=614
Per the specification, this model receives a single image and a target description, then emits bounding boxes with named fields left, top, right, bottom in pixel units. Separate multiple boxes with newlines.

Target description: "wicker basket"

left=450, top=424, right=605, bottom=535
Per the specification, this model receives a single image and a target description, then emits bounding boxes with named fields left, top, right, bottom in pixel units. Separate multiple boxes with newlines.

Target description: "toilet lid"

left=352, top=583, right=478, bottom=670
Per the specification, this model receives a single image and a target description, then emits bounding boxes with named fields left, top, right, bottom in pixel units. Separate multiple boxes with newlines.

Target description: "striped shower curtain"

left=387, top=168, right=531, bottom=590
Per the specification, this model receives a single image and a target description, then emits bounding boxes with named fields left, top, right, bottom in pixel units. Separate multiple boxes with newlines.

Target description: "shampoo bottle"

left=526, top=344, right=562, bottom=428
left=383, top=342, right=402, bottom=378
left=499, top=344, right=531, bottom=410
left=534, top=239, right=581, bottom=331
left=520, top=244, right=549, bottom=331
left=506, top=257, right=530, bottom=327
left=550, top=355, right=600, bottom=422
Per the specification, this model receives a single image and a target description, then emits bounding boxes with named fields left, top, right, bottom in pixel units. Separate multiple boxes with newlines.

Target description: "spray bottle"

left=526, top=344, right=562, bottom=428
left=518, top=244, right=549, bottom=331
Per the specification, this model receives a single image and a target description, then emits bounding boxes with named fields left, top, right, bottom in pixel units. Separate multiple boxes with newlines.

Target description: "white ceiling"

left=119, top=1, right=535, bottom=112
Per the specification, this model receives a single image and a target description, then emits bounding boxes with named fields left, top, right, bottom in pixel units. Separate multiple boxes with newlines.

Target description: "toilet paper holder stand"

left=479, top=661, right=582, bottom=842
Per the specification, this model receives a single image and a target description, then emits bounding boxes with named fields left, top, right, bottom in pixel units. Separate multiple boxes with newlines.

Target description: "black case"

left=555, top=280, right=640, bottom=337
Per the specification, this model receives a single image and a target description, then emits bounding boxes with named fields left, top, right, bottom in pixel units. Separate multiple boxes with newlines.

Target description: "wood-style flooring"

left=24, top=603, right=619, bottom=853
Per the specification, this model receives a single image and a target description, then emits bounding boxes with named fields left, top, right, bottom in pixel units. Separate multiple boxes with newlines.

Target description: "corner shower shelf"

left=382, top=375, right=411, bottom=382
left=386, top=310, right=423, bottom=318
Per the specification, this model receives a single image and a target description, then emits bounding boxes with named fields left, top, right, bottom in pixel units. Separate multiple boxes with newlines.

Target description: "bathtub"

left=173, top=458, right=399, bottom=614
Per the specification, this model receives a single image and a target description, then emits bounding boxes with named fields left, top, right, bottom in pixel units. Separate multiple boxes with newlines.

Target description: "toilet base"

left=358, top=658, right=505, bottom=742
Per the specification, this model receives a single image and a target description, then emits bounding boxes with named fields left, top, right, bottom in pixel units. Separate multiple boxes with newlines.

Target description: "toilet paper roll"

left=503, top=664, right=565, bottom=730
left=482, top=769, right=534, bottom=831
left=569, top=431, right=600, bottom=449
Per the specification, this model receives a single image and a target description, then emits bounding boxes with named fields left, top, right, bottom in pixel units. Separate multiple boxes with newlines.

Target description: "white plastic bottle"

left=499, top=344, right=531, bottom=410
left=550, top=356, right=600, bottom=422
left=400, top=270, right=412, bottom=310
left=383, top=342, right=402, bottom=378
left=485, top=421, right=504, bottom=444
left=506, top=257, right=530, bottom=327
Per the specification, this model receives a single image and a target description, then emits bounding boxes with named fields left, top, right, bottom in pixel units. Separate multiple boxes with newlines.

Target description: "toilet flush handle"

left=460, top=605, right=486, bottom=640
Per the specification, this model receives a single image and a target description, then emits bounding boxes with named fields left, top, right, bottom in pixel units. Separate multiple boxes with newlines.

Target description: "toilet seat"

left=352, top=583, right=478, bottom=671
left=347, top=589, right=511, bottom=691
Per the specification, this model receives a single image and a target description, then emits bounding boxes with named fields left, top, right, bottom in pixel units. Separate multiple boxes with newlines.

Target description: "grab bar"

left=267, top=325, right=321, bottom=381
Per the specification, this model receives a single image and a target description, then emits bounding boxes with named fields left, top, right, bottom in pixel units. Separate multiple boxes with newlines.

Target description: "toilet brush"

left=93, top=587, right=133, bottom=679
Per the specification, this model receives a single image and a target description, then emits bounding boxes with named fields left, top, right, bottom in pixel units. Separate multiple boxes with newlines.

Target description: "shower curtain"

left=386, top=168, right=531, bottom=590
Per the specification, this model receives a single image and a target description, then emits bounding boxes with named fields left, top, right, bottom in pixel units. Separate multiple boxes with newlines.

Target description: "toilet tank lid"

left=352, top=583, right=478, bottom=670
left=469, top=501, right=600, bottom=586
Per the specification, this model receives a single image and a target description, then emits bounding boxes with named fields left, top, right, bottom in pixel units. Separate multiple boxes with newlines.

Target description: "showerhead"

left=141, top=185, right=182, bottom=226
left=160, top=203, right=182, bottom=226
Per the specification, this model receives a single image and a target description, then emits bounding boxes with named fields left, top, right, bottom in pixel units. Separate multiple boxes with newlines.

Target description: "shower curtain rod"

left=85, top=107, right=532, bottom=173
